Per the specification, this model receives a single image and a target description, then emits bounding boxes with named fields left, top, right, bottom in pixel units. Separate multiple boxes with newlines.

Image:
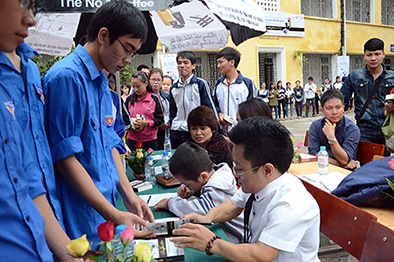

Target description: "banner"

left=26, top=13, right=81, bottom=56
left=264, top=12, right=305, bottom=37
left=337, top=56, right=350, bottom=78
left=39, top=0, right=175, bottom=13
left=160, top=54, right=179, bottom=83
left=204, top=0, right=266, bottom=32
left=150, top=0, right=229, bottom=53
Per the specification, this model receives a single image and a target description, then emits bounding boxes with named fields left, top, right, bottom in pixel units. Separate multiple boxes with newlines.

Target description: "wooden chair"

left=304, top=130, right=309, bottom=147
left=300, top=179, right=377, bottom=260
left=356, top=141, right=385, bottom=164
left=360, top=220, right=394, bottom=262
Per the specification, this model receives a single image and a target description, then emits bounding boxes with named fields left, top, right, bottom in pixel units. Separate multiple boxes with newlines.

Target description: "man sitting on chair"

left=308, top=89, right=360, bottom=169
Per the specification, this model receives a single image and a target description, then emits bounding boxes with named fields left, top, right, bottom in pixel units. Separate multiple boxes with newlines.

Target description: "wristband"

left=205, top=235, right=221, bottom=256
left=165, top=197, right=172, bottom=210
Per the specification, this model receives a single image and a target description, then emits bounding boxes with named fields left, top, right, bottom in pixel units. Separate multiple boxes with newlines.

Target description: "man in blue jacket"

left=213, top=47, right=256, bottom=136
left=169, top=51, right=218, bottom=148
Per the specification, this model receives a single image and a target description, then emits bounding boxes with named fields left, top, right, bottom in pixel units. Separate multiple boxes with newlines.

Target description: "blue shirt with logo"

left=0, top=43, right=62, bottom=225
left=43, top=45, right=121, bottom=246
left=0, top=92, right=52, bottom=261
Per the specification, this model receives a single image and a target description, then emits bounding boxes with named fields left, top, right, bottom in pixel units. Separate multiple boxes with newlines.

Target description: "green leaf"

left=385, top=177, right=394, bottom=192
left=381, top=191, right=394, bottom=200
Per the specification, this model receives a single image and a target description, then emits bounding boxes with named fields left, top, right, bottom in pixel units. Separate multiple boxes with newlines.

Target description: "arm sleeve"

left=167, top=189, right=218, bottom=217
left=340, top=75, right=353, bottom=106
left=301, top=88, right=305, bottom=101
left=198, top=79, right=217, bottom=113
left=168, top=87, right=177, bottom=126
left=151, top=95, right=164, bottom=128
left=246, top=78, right=257, bottom=99
left=308, top=121, right=321, bottom=155
left=43, top=69, right=85, bottom=163
left=341, top=124, right=361, bottom=161
left=122, top=100, right=131, bottom=130
left=212, top=84, right=222, bottom=114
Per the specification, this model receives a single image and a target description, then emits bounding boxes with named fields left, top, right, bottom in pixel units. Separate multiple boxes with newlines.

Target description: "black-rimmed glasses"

left=116, top=38, right=138, bottom=59
left=20, top=0, right=38, bottom=15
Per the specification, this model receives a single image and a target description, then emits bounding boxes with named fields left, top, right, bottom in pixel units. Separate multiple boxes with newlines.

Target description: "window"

left=381, top=0, right=394, bottom=26
left=258, top=53, right=277, bottom=86
left=349, top=55, right=364, bottom=72
left=256, top=0, right=280, bottom=12
left=346, top=0, right=371, bottom=23
left=301, top=0, right=333, bottom=19
left=194, top=52, right=221, bottom=90
left=302, top=54, right=332, bottom=86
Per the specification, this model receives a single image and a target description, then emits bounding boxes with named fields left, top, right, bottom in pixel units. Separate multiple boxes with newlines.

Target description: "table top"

left=118, top=153, right=229, bottom=262
left=289, top=162, right=394, bottom=229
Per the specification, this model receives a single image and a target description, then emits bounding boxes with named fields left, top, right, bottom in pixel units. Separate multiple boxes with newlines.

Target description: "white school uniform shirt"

left=304, top=83, right=317, bottom=99
left=231, top=172, right=320, bottom=262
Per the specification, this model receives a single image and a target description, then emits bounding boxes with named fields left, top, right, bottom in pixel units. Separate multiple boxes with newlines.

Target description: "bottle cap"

left=116, top=224, right=127, bottom=234
left=163, top=152, right=168, bottom=155
left=320, top=146, right=326, bottom=150
left=146, top=156, right=152, bottom=160
left=165, top=137, right=169, bottom=140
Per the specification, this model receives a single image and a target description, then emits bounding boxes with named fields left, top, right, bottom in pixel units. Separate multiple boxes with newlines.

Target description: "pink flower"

left=120, top=227, right=134, bottom=245
left=147, top=148, right=154, bottom=154
left=136, top=141, right=143, bottom=148
left=388, top=159, right=394, bottom=170
left=85, top=259, right=92, bottom=262
left=297, top=141, right=304, bottom=148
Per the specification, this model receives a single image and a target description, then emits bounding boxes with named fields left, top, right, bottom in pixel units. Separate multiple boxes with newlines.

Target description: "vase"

left=133, top=173, right=146, bottom=180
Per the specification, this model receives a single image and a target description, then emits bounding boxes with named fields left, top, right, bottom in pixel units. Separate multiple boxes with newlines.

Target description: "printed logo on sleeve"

left=4, top=101, right=15, bottom=119
left=104, top=115, right=113, bottom=126
left=37, top=87, right=45, bottom=104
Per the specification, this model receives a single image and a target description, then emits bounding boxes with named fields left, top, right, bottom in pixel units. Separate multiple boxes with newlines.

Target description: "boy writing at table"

left=171, top=117, right=321, bottom=262
left=155, top=141, right=244, bottom=243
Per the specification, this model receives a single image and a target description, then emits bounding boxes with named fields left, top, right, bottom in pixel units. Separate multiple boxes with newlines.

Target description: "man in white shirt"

left=171, top=117, right=320, bottom=262
left=305, top=76, right=317, bottom=117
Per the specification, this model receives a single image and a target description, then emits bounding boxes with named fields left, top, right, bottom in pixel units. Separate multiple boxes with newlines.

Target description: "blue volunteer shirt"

left=308, top=116, right=361, bottom=162
left=42, top=45, right=121, bottom=246
left=0, top=43, right=62, bottom=224
left=0, top=93, right=52, bottom=261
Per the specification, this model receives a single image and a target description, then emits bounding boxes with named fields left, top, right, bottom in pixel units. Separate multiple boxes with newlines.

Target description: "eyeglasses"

left=20, top=0, right=38, bottom=15
left=234, top=166, right=261, bottom=177
left=150, top=78, right=162, bottom=82
left=116, top=38, right=138, bottom=59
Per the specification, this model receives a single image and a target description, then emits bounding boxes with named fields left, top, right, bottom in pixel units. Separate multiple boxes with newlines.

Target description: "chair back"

left=360, top=220, right=394, bottom=262
left=356, top=141, right=385, bottom=164
left=301, top=179, right=377, bottom=260
left=304, top=130, right=309, bottom=147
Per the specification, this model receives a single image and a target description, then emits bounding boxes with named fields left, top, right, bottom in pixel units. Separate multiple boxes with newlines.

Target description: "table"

left=289, top=162, right=394, bottom=230
left=117, top=150, right=229, bottom=262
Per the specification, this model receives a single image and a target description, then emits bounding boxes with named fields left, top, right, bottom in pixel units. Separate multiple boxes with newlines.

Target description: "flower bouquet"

left=292, top=139, right=304, bottom=163
left=126, top=141, right=154, bottom=180
left=67, top=221, right=157, bottom=262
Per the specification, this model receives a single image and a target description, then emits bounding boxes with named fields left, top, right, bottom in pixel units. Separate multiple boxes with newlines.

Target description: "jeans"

left=305, top=98, right=315, bottom=116
left=287, top=102, right=293, bottom=117
left=360, top=127, right=390, bottom=156
left=269, top=106, right=278, bottom=119
left=278, top=100, right=286, bottom=118
left=295, top=101, right=303, bottom=117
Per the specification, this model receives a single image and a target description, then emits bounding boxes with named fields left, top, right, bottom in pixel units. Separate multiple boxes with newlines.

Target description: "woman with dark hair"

left=148, top=68, right=170, bottom=150
left=125, top=71, right=164, bottom=151
left=268, top=82, right=278, bottom=120
left=277, top=80, right=286, bottom=120
left=236, top=98, right=272, bottom=122
left=187, top=106, right=233, bottom=169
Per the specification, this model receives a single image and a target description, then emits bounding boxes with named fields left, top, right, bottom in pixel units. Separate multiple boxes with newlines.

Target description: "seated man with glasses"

left=42, top=0, right=154, bottom=247
left=308, top=89, right=360, bottom=170
left=171, top=117, right=320, bottom=262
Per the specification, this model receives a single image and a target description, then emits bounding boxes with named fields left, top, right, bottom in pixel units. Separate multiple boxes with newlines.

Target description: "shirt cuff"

left=148, top=120, right=154, bottom=127
left=51, top=136, right=84, bottom=163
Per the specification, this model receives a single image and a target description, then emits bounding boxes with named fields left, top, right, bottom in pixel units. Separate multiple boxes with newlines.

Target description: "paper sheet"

left=139, top=192, right=178, bottom=206
left=298, top=172, right=347, bottom=193
left=300, top=152, right=317, bottom=159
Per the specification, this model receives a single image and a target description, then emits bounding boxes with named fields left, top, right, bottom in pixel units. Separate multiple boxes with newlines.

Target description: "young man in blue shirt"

left=0, top=0, right=80, bottom=261
left=42, top=0, right=155, bottom=246
left=213, top=47, right=256, bottom=135
left=308, top=90, right=360, bottom=169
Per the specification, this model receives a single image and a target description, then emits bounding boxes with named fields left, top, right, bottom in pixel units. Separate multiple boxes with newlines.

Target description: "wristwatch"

left=328, top=138, right=337, bottom=145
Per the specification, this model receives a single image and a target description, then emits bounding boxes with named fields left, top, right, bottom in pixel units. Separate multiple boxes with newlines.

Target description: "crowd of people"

left=1, top=0, right=394, bottom=261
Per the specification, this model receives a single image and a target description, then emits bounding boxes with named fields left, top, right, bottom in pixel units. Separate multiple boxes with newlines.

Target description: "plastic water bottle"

left=161, top=152, right=171, bottom=179
left=318, top=146, right=329, bottom=176
left=164, top=137, right=172, bottom=157
left=145, top=156, right=156, bottom=185
left=113, top=225, right=134, bottom=258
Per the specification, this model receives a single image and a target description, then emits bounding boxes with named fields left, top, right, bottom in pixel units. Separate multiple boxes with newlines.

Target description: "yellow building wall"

left=232, top=0, right=394, bottom=87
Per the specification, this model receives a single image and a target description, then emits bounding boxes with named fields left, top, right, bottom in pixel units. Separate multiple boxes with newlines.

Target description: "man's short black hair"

left=176, top=51, right=196, bottom=65
left=216, top=47, right=241, bottom=68
left=137, top=64, right=150, bottom=71
left=320, top=89, right=344, bottom=108
left=229, top=117, right=293, bottom=174
left=364, top=38, right=384, bottom=52
left=86, top=0, right=148, bottom=45
left=308, top=76, right=314, bottom=81
left=169, top=141, right=213, bottom=181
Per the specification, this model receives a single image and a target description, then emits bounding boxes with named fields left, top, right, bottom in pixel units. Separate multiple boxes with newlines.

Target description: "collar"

left=74, top=45, right=101, bottom=81
left=176, top=74, right=196, bottom=88
left=221, top=70, right=244, bottom=85
left=137, top=91, right=152, bottom=102
left=253, top=172, right=290, bottom=202
left=0, top=43, right=38, bottom=69
left=364, top=64, right=387, bottom=78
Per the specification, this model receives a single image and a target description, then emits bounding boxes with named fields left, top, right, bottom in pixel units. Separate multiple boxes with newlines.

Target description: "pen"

left=147, top=195, right=152, bottom=205
left=191, top=222, right=213, bottom=226
left=303, top=176, right=316, bottom=183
